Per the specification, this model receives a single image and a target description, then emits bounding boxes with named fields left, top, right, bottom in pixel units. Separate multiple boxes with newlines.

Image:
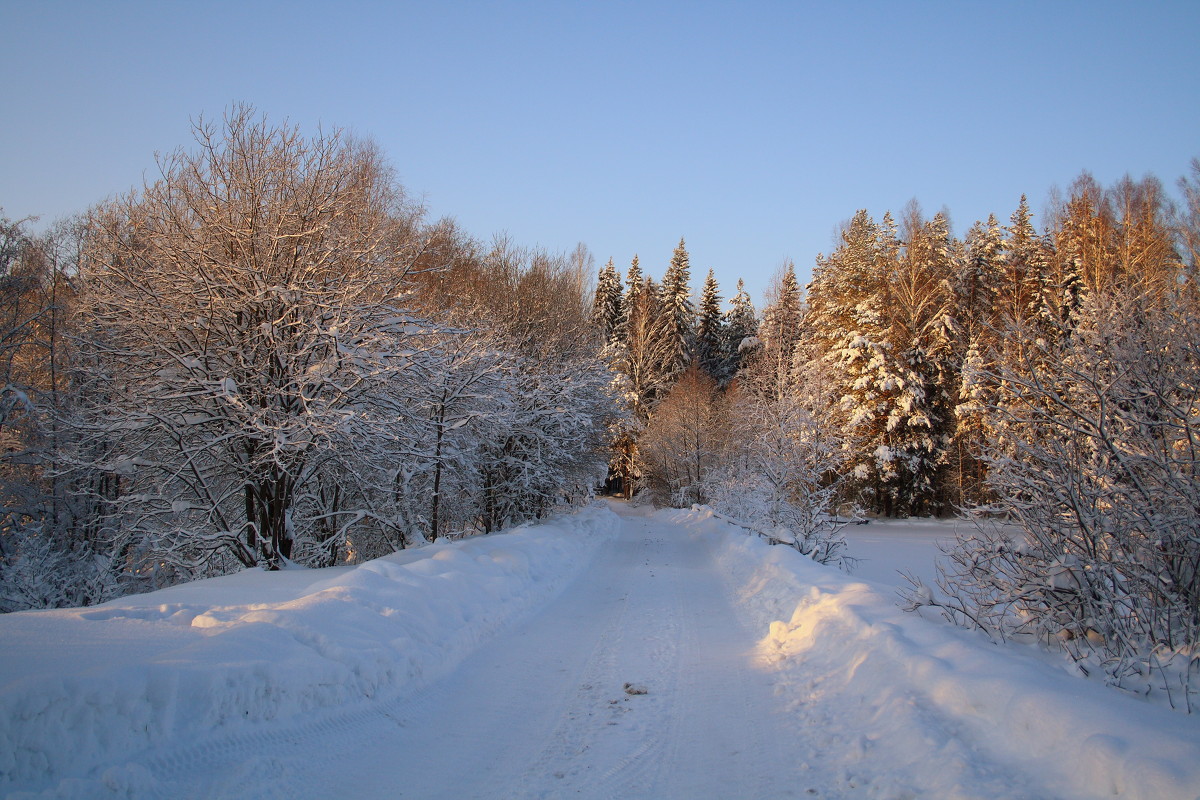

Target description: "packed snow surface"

left=2, top=503, right=1198, bottom=798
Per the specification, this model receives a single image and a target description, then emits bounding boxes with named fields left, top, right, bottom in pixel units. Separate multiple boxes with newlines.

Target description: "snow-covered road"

left=5, top=503, right=1199, bottom=799
left=142, top=506, right=812, bottom=799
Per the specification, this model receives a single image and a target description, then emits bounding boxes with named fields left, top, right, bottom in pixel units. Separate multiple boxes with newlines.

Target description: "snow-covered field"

left=2, top=503, right=1198, bottom=799
left=840, top=516, right=960, bottom=590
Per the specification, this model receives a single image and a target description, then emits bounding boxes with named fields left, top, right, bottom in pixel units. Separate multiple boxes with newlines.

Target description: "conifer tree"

left=616, top=255, right=643, bottom=341
left=754, top=261, right=804, bottom=398
left=949, top=215, right=1006, bottom=505
left=617, top=273, right=673, bottom=422
left=760, top=261, right=803, bottom=348
left=694, top=268, right=725, bottom=382
left=591, top=258, right=624, bottom=346
left=609, top=269, right=677, bottom=497
left=625, top=253, right=644, bottom=294
left=885, top=210, right=957, bottom=514
left=997, top=196, right=1062, bottom=421
left=957, top=215, right=1005, bottom=340
left=722, top=278, right=758, bottom=379
left=806, top=210, right=902, bottom=515
left=1001, top=195, right=1054, bottom=330
left=659, top=237, right=695, bottom=380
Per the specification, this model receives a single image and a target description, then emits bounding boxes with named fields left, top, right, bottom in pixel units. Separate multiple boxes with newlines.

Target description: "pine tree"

left=694, top=269, right=725, bottom=381
left=659, top=237, right=695, bottom=381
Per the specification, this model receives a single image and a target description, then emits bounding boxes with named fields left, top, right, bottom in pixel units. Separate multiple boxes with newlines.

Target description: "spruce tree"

left=886, top=211, right=957, bottom=515
left=659, top=237, right=695, bottom=381
left=958, top=215, right=1004, bottom=339
left=950, top=215, right=1006, bottom=506
left=1002, top=195, right=1054, bottom=330
left=722, top=278, right=758, bottom=379
left=756, top=261, right=804, bottom=397
left=806, top=209, right=899, bottom=515
left=616, top=271, right=674, bottom=421
left=694, top=269, right=725, bottom=381
left=625, top=253, right=644, bottom=294
left=591, top=258, right=624, bottom=346
left=616, top=255, right=644, bottom=347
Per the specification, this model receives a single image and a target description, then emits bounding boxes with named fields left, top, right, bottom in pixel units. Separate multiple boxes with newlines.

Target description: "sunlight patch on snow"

left=667, top=505, right=1200, bottom=800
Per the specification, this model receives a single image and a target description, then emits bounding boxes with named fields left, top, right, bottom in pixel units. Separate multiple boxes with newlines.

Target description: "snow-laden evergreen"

left=590, top=257, right=624, bottom=346
left=755, top=260, right=803, bottom=398
left=693, top=268, right=725, bottom=382
left=721, top=277, right=759, bottom=378
left=658, top=238, right=695, bottom=382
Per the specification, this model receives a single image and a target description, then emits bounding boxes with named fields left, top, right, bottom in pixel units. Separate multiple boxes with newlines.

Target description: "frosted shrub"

left=706, top=375, right=853, bottom=568
left=905, top=292, right=1200, bottom=710
left=0, top=528, right=117, bottom=612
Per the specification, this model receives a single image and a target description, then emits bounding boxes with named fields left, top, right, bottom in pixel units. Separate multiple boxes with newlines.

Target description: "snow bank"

left=0, top=506, right=619, bottom=796
left=670, top=506, right=1200, bottom=800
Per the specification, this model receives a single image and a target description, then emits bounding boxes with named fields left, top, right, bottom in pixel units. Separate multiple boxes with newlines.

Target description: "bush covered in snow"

left=905, top=290, right=1200, bottom=710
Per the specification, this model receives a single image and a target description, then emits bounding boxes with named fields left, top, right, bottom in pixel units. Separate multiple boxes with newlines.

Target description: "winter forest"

left=3, top=109, right=1200, bottom=706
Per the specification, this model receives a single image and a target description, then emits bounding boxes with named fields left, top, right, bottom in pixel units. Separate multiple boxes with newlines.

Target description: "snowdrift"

left=671, top=506, right=1200, bottom=800
left=0, top=506, right=619, bottom=796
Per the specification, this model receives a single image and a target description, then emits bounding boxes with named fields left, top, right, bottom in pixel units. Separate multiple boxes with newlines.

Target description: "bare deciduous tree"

left=76, top=106, right=434, bottom=575
left=639, top=366, right=725, bottom=506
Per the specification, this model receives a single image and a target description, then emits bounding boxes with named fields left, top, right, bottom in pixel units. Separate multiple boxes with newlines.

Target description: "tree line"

left=0, top=107, right=620, bottom=610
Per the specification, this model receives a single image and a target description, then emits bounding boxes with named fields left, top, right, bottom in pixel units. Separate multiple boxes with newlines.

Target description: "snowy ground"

left=840, top=516, right=961, bottom=591
left=2, top=503, right=1198, bottom=799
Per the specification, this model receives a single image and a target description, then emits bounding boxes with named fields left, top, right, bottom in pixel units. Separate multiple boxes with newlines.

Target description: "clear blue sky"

left=3, top=0, right=1197, bottom=305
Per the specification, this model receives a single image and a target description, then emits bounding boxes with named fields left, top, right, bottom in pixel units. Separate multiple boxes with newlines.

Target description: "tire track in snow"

left=506, top=522, right=685, bottom=798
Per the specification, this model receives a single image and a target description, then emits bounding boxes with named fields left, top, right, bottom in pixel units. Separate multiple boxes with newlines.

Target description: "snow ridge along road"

left=4, top=502, right=1199, bottom=799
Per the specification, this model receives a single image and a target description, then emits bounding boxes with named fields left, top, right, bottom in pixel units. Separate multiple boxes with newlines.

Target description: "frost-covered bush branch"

left=905, top=290, right=1200, bottom=708
left=704, top=338, right=855, bottom=567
